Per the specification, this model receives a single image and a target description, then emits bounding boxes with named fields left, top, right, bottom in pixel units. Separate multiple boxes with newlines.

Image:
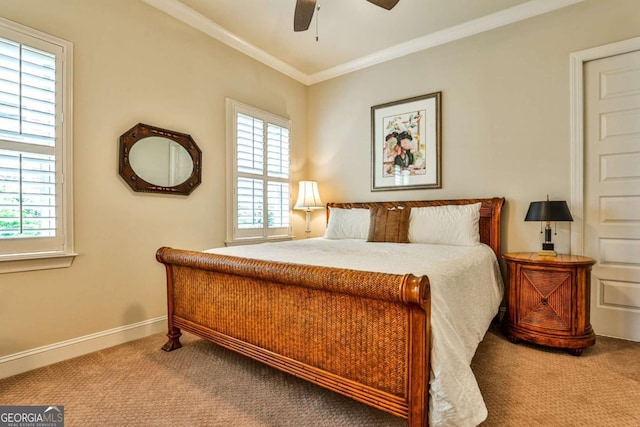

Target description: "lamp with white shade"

left=294, top=180, right=324, bottom=237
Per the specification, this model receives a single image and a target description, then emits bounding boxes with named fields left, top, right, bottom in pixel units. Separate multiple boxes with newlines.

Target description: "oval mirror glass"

left=129, top=137, right=194, bottom=187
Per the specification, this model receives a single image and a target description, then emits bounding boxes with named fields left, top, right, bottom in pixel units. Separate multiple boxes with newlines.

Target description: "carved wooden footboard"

left=156, top=198, right=504, bottom=427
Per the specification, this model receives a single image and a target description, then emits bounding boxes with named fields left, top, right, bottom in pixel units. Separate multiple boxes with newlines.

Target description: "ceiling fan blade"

left=294, top=0, right=317, bottom=32
left=367, top=0, right=400, bottom=10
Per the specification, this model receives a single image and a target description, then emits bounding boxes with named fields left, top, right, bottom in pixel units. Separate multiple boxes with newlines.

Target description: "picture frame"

left=371, top=92, right=441, bottom=191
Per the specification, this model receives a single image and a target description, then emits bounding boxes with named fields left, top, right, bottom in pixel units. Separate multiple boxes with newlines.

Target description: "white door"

left=584, top=50, right=640, bottom=341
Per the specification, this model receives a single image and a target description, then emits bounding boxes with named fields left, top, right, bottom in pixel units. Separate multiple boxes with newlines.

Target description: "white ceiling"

left=142, top=0, right=583, bottom=85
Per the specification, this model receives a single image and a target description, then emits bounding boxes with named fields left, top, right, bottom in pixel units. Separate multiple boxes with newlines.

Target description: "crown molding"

left=140, top=0, right=310, bottom=84
left=142, top=0, right=583, bottom=86
left=308, top=0, right=584, bottom=84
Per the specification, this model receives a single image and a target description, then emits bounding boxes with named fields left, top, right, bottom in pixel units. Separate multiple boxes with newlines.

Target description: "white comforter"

left=205, top=238, right=503, bottom=427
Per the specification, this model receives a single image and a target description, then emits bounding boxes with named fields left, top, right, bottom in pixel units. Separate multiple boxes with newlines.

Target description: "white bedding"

left=205, top=238, right=503, bottom=427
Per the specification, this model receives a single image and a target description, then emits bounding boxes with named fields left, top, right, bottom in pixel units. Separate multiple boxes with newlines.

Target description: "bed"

left=156, top=198, right=504, bottom=426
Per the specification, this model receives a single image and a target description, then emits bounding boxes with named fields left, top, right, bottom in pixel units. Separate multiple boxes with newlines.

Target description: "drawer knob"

left=541, top=297, right=548, bottom=305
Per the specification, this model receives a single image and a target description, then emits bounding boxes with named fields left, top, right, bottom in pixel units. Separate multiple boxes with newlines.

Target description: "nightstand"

left=502, top=252, right=596, bottom=356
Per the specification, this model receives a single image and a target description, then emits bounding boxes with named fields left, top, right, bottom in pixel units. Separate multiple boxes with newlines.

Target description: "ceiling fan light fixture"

left=366, top=0, right=400, bottom=10
left=294, top=0, right=400, bottom=32
left=294, top=0, right=317, bottom=32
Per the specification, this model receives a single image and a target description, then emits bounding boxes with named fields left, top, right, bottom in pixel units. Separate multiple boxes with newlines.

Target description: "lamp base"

left=539, top=241, right=556, bottom=256
left=538, top=249, right=558, bottom=257
left=304, top=210, right=311, bottom=238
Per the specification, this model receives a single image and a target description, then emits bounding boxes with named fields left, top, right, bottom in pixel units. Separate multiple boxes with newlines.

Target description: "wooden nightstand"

left=502, top=252, right=596, bottom=356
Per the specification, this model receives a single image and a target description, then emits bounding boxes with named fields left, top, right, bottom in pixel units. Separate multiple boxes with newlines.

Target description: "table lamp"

left=294, top=180, right=324, bottom=237
left=525, top=196, right=573, bottom=256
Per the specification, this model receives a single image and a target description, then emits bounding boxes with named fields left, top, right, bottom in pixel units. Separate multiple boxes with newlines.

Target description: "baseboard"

left=0, top=315, right=167, bottom=379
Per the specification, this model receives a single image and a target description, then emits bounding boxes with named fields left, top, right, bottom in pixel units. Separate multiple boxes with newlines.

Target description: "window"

left=226, top=99, right=292, bottom=244
left=0, top=18, right=74, bottom=273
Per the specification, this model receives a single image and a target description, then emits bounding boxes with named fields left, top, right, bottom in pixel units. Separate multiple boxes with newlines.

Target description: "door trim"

left=570, top=37, right=640, bottom=255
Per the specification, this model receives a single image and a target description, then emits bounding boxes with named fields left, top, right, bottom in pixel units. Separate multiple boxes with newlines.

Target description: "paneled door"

left=584, top=50, right=640, bottom=341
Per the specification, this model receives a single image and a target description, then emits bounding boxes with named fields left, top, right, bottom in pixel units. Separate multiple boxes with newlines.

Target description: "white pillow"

left=324, top=207, right=370, bottom=240
left=408, top=203, right=481, bottom=246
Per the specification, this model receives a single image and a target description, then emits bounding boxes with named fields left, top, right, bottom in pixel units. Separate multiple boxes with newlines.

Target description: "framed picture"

left=371, top=92, right=441, bottom=191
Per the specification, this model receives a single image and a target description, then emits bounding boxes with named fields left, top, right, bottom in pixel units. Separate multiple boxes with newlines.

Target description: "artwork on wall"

left=371, top=92, right=441, bottom=191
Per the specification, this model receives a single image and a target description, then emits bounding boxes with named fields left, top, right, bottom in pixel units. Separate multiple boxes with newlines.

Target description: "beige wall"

left=307, top=0, right=640, bottom=249
left=0, top=0, right=307, bottom=356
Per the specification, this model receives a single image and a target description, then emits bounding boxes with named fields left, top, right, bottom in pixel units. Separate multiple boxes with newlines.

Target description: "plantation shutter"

left=0, top=34, right=63, bottom=253
left=266, top=124, right=289, bottom=229
left=230, top=101, right=290, bottom=241
left=236, top=113, right=264, bottom=229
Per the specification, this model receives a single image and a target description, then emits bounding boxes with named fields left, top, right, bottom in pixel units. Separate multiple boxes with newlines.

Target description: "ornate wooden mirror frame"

left=119, top=123, right=202, bottom=195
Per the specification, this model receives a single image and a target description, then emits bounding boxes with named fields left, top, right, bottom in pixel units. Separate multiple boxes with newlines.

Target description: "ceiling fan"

left=294, top=0, right=400, bottom=32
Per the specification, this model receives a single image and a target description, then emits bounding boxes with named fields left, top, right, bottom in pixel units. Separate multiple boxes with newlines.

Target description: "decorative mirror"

left=119, top=123, right=202, bottom=195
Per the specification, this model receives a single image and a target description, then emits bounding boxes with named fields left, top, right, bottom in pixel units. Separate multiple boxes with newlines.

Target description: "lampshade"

left=294, top=180, right=323, bottom=210
left=524, top=200, right=573, bottom=222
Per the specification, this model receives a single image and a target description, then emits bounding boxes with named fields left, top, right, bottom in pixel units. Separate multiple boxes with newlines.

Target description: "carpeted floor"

left=472, top=324, right=639, bottom=426
left=0, top=322, right=638, bottom=426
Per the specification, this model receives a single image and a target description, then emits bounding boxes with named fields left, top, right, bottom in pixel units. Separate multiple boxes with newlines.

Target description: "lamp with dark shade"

left=525, top=196, right=573, bottom=257
left=294, top=180, right=324, bottom=237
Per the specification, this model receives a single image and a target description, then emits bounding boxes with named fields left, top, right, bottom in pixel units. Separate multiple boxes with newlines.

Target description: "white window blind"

left=0, top=150, right=56, bottom=238
left=0, top=17, right=74, bottom=271
left=0, top=38, right=57, bottom=240
left=267, top=181, right=289, bottom=228
left=227, top=99, right=291, bottom=243
left=237, top=177, right=263, bottom=229
left=266, top=124, right=289, bottom=178
left=0, top=40, right=56, bottom=145
left=236, top=113, right=264, bottom=175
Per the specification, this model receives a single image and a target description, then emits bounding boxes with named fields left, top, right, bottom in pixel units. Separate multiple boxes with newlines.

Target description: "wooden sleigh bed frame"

left=156, top=198, right=504, bottom=426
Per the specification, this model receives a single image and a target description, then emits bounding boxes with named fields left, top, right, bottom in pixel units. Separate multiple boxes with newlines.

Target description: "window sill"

left=0, top=252, right=78, bottom=274
left=224, top=235, right=294, bottom=247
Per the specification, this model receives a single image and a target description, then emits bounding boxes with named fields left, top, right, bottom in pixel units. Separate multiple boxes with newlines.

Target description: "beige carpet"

left=1, top=322, right=638, bottom=426
left=473, top=324, right=639, bottom=426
